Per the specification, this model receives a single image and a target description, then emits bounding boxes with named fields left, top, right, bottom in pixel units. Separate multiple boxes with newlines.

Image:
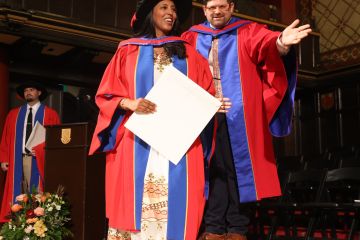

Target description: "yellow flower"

left=34, top=220, right=47, bottom=237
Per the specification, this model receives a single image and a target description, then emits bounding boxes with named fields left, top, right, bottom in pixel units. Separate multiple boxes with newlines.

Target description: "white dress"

left=108, top=63, right=172, bottom=240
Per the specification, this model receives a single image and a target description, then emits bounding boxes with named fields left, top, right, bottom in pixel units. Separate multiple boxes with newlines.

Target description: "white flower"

left=48, top=206, right=53, bottom=212
left=35, top=194, right=42, bottom=202
left=23, top=236, right=30, bottom=240
left=55, top=205, right=61, bottom=210
left=24, top=225, right=33, bottom=234
left=0, top=236, right=3, bottom=239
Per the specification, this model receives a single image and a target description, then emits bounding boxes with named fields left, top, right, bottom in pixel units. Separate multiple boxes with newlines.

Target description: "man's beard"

left=25, top=96, right=35, bottom=102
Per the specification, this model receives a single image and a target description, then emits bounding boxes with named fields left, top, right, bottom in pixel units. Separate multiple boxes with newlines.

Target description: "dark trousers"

left=204, top=114, right=249, bottom=234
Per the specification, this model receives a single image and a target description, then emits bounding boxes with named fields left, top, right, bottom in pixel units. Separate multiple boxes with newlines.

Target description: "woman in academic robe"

left=88, top=0, right=221, bottom=239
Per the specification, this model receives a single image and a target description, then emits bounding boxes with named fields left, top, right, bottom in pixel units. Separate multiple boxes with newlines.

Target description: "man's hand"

left=281, top=19, right=312, bottom=47
left=217, top=97, right=232, bottom=113
left=1, top=162, right=9, bottom=171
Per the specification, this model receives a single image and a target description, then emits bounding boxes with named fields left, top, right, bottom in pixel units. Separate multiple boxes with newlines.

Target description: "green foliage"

left=0, top=186, right=73, bottom=240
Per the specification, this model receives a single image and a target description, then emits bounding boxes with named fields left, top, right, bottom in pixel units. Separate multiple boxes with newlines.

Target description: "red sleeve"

left=243, top=23, right=288, bottom=123
left=185, top=44, right=215, bottom=96
left=95, top=47, right=129, bottom=113
left=198, top=53, right=215, bottom=96
left=196, top=51, right=217, bottom=163
left=44, top=107, right=61, bottom=125
left=0, top=110, right=16, bottom=163
left=185, top=44, right=217, bottom=163
left=89, top=46, right=130, bottom=155
left=33, top=142, right=45, bottom=180
left=181, top=31, right=198, bottom=48
left=31, top=108, right=60, bottom=180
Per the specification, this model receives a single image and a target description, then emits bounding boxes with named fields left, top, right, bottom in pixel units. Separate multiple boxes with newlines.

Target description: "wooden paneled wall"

left=2, top=0, right=353, bottom=160
left=0, top=0, right=136, bottom=34
left=0, top=0, right=298, bottom=34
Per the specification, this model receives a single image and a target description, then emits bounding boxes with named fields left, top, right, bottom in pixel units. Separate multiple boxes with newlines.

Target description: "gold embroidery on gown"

left=108, top=166, right=169, bottom=240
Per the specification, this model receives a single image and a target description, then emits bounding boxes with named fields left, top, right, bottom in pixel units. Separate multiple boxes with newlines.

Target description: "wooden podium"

left=44, top=122, right=106, bottom=240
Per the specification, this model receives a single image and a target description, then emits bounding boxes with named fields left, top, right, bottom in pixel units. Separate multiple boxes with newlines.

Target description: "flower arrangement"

left=0, top=186, right=73, bottom=240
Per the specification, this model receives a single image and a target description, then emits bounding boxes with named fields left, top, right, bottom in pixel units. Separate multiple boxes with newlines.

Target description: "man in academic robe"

left=0, top=81, right=60, bottom=222
left=182, top=0, right=312, bottom=239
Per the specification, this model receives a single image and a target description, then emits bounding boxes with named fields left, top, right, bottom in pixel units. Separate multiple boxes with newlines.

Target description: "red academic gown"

left=182, top=18, right=298, bottom=202
left=89, top=37, right=215, bottom=239
left=0, top=104, right=60, bottom=222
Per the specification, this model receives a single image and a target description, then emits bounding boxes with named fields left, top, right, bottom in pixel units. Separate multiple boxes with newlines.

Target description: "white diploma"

left=25, top=122, right=46, bottom=151
left=125, top=66, right=221, bottom=165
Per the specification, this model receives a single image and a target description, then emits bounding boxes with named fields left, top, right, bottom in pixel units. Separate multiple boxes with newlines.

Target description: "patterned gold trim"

left=107, top=228, right=131, bottom=240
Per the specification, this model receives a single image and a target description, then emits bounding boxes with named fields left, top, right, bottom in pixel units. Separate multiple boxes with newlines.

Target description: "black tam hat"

left=131, top=0, right=192, bottom=33
left=16, top=81, right=48, bottom=101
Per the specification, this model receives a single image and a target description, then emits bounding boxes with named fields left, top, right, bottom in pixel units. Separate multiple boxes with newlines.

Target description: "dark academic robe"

left=182, top=17, right=297, bottom=202
left=0, top=104, right=60, bottom=222
left=89, top=37, right=215, bottom=239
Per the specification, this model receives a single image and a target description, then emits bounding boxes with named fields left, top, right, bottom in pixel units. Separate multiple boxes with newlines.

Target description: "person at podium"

left=0, top=81, right=60, bottom=222
left=88, top=0, right=226, bottom=239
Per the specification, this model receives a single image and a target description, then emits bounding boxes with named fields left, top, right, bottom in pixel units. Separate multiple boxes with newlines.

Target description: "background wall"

left=0, top=0, right=359, bottom=159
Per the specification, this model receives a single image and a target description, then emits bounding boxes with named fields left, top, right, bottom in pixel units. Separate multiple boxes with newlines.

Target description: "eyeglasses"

left=205, top=4, right=230, bottom=12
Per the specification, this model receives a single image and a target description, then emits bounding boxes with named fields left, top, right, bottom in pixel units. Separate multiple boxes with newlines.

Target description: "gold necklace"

left=154, top=50, right=172, bottom=72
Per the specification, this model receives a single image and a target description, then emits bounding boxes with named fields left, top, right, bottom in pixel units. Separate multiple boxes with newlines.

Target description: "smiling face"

left=203, top=0, right=234, bottom=29
left=152, top=0, right=177, bottom=37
